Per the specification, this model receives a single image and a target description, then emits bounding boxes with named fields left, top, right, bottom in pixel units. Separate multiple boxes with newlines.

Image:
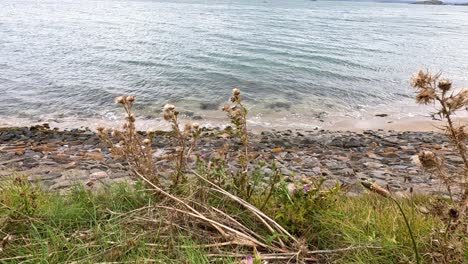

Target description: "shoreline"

left=0, top=125, right=461, bottom=198
left=3, top=96, right=466, bottom=133
left=1, top=112, right=466, bottom=133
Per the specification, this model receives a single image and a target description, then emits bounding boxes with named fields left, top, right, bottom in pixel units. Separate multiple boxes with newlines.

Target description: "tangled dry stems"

left=162, top=103, right=202, bottom=186
left=96, top=90, right=323, bottom=262
left=411, top=70, right=468, bottom=210
left=223, top=88, right=252, bottom=199
left=93, top=77, right=468, bottom=262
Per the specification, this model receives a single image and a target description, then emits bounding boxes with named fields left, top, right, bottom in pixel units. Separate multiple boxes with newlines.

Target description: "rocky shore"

left=0, top=125, right=461, bottom=197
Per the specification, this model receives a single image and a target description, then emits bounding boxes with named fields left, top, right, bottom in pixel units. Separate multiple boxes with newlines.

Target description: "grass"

left=0, top=175, right=464, bottom=263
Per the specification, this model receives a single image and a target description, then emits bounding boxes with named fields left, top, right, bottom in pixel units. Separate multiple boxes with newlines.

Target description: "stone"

left=86, top=152, right=104, bottom=161
left=89, top=171, right=109, bottom=181
left=29, top=172, right=62, bottom=182
left=370, top=170, right=389, bottom=180
left=338, top=168, right=355, bottom=177
left=280, top=167, right=293, bottom=176
left=286, top=183, right=297, bottom=195
left=364, top=162, right=384, bottom=169
left=271, top=147, right=284, bottom=153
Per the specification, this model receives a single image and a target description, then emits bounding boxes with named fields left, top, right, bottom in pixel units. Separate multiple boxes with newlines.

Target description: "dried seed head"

left=97, top=127, right=105, bottom=133
left=371, top=182, right=391, bottom=198
left=143, top=138, right=151, bottom=145
left=448, top=90, right=468, bottom=112
left=448, top=208, right=459, bottom=219
left=127, top=113, right=136, bottom=123
left=147, top=129, right=155, bottom=134
left=192, top=122, right=200, bottom=130
left=437, top=79, right=452, bottom=92
left=232, top=88, right=241, bottom=96
left=184, top=122, right=192, bottom=132
left=411, top=70, right=439, bottom=89
left=361, top=181, right=390, bottom=198
left=163, top=104, right=175, bottom=112
left=222, top=105, right=231, bottom=112
left=126, top=95, right=135, bottom=103
left=231, top=108, right=242, bottom=118
left=163, top=112, right=173, bottom=121
left=411, top=70, right=429, bottom=88
left=416, top=89, right=436, bottom=104
left=115, top=96, right=125, bottom=104
left=418, top=151, right=440, bottom=169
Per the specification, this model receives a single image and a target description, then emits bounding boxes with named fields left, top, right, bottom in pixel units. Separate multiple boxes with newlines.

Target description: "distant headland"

left=412, top=0, right=443, bottom=4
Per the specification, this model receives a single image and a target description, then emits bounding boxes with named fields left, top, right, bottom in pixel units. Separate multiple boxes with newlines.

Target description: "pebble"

left=0, top=125, right=460, bottom=196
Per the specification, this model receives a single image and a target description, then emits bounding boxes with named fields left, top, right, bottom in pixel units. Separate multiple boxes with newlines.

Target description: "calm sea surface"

left=1, top=0, right=468, bottom=126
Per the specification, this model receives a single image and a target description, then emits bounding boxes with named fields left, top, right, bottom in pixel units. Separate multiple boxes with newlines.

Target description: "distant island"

left=412, top=0, right=444, bottom=4
left=412, top=0, right=468, bottom=4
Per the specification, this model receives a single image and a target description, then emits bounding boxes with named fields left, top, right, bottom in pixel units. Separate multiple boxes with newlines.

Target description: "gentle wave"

left=0, top=0, right=468, bottom=127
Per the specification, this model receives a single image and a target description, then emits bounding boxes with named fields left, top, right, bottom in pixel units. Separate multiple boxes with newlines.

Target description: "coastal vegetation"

left=0, top=72, right=467, bottom=263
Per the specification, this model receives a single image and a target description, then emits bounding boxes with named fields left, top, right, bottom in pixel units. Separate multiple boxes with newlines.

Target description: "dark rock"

left=266, top=102, right=291, bottom=111
left=375, top=114, right=388, bottom=117
left=200, top=102, right=219, bottom=110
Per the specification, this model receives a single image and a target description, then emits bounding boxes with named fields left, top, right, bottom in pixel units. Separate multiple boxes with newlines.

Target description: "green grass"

left=0, top=175, right=465, bottom=263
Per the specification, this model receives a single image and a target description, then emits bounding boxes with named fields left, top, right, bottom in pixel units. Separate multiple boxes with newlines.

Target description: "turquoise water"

left=1, top=0, right=468, bottom=124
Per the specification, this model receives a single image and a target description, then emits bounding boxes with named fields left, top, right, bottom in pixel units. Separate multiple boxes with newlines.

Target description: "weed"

left=411, top=70, right=468, bottom=209
left=163, top=103, right=202, bottom=186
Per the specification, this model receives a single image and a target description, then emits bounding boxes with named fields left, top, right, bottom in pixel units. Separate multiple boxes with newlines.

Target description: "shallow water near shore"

left=1, top=0, right=468, bottom=129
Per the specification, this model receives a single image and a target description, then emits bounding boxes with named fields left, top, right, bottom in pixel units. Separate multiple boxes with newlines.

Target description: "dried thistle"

left=162, top=104, right=202, bottom=186
left=438, top=79, right=452, bottom=92
left=418, top=151, right=441, bottom=169
left=417, top=151, right=453, bottom=200
left=222, top=88, right=252, bottom=199
left=98, top=96, right=158, bottom=185
left=415, top=88, right=436, bottom=105
left=411, top=70, right=468, bottom=209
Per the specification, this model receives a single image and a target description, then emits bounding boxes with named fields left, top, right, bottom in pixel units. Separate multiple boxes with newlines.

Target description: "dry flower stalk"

left=223, top=89, right=251, bottom=197
left=98, top=96, right=158, bottom=184
left=411, top=70, right=468, bottom=208
left=163, top=103, right=201, bottom=186
left=417, top=151, right=454, bottom=200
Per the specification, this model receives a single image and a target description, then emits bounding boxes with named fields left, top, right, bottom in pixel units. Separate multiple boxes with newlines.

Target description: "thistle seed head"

left=127, top=113, right=136, bottom=123
left=126, top=95, right=135, bottom=103
left=418, top=151, right=440, bottom=169
left=437, top=79, right=452, bottom=92
left=411, top=70, right=430, bottom=89
left=163, top=112, right=173, bottom=121
left=232, top=88, right=241, bottom=96
left=411, top=70, right=439, bottom=89
left=416, top=88, right=436, bottom=104
left=163, top=104, right=176, bottom=121
left=222, top=105, right=231, bottom=112
left=163, top=104, right=175, bottom=112
left=115, top=96, right=125, bottom=104
left=231, top=108, right=242, bottom=118
left=184, top=122, right=192, bottom=132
